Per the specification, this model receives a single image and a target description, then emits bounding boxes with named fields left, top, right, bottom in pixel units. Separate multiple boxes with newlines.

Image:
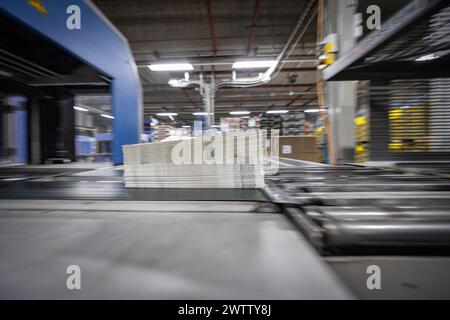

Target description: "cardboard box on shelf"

left=277, top=136, right=319, bottom=162
left=279, top=135, right=318, bottom=154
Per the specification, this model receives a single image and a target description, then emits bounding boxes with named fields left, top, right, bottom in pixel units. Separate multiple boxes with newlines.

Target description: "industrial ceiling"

left=92, top=0, right=319, bottom=124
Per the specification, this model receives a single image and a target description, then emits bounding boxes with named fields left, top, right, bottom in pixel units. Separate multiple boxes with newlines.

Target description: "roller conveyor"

left=298, top=206, right=450, bottom=250
left=266, top=160, right=450, bottom=255
left=265, top=188, right=450, bottom=206
left=305, top=206, right=450, bottom=220
left=276, top=181, right=450, bottom=192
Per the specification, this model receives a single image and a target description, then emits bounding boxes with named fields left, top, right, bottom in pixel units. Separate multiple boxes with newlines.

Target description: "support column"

left=29, top=96, right=41, bottom=164
left=324, top=0, right=357, bottom=163
left=111, top=78, right=142, bottom=165
left=37, top=91, right=75, bottom=163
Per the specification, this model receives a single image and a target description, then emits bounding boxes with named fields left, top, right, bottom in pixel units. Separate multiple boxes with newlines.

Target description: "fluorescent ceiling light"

left=101, top=114, right=114, bottom=119
left=415, top=54, right=439, bottom=62
left=232, top=60, right=276, bottom=69
left=182, top=125, right=191, bottom=128
left=168, top=79, right=190, bottom=88
left=0, top=70, right=13, bottom=77
left=73, top=106, right=88, bottom=112
left=304, top=109, right=321, bottom=113
left=156, top=112, right=178, bottom=116
left=149, top=63, right=193, bottom=71
left=192, top=112, right=210, bottom=116
left=230, top=111, right=251, bottom=115
left=267, top=110, right=289, bottom=114
left=211, top=125, right=221, bottom=128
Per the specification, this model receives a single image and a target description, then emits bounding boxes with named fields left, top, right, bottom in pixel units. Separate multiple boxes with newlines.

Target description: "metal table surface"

left=0, top=165, right=268, bottom=202
left=0, top=164, right=353, bottom=299
left=0, top=181, right=269, bottom=202
left=0, top=202, right=353, bottom=299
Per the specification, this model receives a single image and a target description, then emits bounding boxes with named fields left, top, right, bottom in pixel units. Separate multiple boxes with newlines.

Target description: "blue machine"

left=0, top=0, right=142, bottom=164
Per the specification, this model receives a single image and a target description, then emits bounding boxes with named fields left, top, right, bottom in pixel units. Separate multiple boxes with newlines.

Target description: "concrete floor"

left=0, top=203, right=353, bottom=299
left=327, top=256, right=450, bottom=299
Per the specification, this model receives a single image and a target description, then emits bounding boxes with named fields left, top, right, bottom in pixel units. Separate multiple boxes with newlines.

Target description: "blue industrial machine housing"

left=0, top=0, right=142, bottom=164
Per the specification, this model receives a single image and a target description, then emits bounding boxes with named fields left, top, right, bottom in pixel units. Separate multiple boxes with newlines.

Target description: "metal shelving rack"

left=323, top=0, right=450, bottom=81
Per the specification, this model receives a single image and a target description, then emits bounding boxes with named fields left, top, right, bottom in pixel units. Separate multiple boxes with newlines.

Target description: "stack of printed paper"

left=123, top=131, right=266, bottom=188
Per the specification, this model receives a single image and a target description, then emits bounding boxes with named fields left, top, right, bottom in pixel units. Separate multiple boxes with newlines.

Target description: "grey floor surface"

left=0, top=206, right=353, bottom=299
left=327, top=256, right=450, bottom=299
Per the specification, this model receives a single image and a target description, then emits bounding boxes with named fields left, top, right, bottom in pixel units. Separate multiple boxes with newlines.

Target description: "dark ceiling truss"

left=91, top=0, right=319, bottom=124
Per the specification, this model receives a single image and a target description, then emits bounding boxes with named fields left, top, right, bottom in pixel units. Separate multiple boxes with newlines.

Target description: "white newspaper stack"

left=123, top=130, right=266, bottom=188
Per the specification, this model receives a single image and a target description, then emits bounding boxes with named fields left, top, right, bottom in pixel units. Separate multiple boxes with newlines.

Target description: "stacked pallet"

left=281, top=112, right=305, bottom=135
left=240, top=116, right=260, bottom=130
left=153, top=124, right=175, bottom=141
left=220, top=117, right=241, bottom=130
left=123, top=131, right=265, bottom=189
left=260, top=115, right=281, bottom=138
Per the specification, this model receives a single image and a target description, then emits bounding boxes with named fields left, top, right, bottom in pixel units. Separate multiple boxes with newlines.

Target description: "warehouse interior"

left=1, top=0, right=450, bottom=300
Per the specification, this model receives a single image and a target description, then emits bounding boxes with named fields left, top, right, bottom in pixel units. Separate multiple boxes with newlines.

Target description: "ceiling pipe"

left=181, top=89, right=202, bottom=110
left=301, top=97, right=317, bottom=107
left=187, top=67, right=316, bottom=75
left=145, top=83, right=316, bottom=91
left=286, top=86, right=314, bottom=107
left=144, top=97, right=318, bottom=104
left=166, top=0, right=318, bottom=121
left=247, top=0, right=262, bottom=54
left=137, top=56, right=316, bottom=66
left=205, top=0, right=218, bottom=56
left=215, top=0, right=318, bottom=89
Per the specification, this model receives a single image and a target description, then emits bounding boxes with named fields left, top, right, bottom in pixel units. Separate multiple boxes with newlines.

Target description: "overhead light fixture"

left=266, top=110, right=289, bottom=114
left=192, top=112, right=210, bottom=116
left=168, top=79, right=191, bottom=88
left=101, top=114, right=114, bottom=119
left=149, top=63, right=193, bottom=71
left=415, top=54, right=439, bottom=62
left=182, top=125, right=191, bottom=128
left=156, top=112, right=178, bottom=117
left=73, top=106, right=88, bottom=112
left=304, top=109, right=321, bottom=113
left=232, top=60, right=276, bottom=69
left=230, top=111, right=251, bottom=115
left=211, top=125, right=221, bottom=128
left=0, top=69, right=13, bottom=77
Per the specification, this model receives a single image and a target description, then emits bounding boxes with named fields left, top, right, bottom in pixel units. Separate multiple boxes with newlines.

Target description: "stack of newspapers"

left=123, top=131, right=266, bottom=188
